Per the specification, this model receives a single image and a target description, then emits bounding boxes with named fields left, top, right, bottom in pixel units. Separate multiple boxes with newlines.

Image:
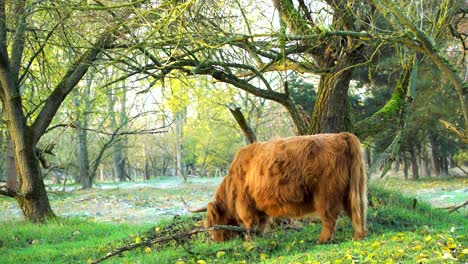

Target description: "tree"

left=370, top=0, right=467, bottom=142
left=0, top=1, right=135, bottom=222
left=271, top=0, right=368, bottom=133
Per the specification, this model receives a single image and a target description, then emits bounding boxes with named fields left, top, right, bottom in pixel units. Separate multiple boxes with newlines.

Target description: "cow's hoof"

left=353, top=231, right=367, bottom=241
left=316, top=236, right=332, bottom=244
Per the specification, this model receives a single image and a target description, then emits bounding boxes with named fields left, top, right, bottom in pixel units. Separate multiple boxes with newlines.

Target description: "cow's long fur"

left=206, top=132, right=367, bottom=243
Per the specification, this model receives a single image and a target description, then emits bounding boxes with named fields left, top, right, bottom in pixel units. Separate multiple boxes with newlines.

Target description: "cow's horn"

left=180, top=196, right=207, bottom=212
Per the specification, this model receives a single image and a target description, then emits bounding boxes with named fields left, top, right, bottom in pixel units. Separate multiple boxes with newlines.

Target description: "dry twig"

left=90, top=225, right=248, bottom=264
left=443, top=200, right=468, bottom=213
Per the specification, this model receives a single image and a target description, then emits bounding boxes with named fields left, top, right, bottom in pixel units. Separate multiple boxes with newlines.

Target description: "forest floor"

left=0, top=179, right=466, bottom=264
left=0, top=176, right=466, bottom=223
left=0, top=177, right=222, bottom=223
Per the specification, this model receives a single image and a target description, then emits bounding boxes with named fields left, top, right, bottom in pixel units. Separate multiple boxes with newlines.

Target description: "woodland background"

left=0, top=0, right=466, bottom=262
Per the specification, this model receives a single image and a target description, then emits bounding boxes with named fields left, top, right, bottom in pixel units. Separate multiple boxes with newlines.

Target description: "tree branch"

left=439, top=119, right=468, bottom=143
left=227, top=103, right=257, bottom=144
left=30, top=32, right=115, bottom=144
left=192, top=63, right=289, bottom=103
left=443, top=200, right=468, bottom=213
left=46, top=123, right=169, bottom=136
left=90, top=225, right=248, bottom=264
left=0, top=186, right=16, bottom=198
left=19, top=14, right=71, bottom=85
left=354, top=60, right=413, bottom=139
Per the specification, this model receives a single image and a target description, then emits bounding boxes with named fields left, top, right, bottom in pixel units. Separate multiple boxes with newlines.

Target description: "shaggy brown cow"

left=188, top=132, right=367, bottom=243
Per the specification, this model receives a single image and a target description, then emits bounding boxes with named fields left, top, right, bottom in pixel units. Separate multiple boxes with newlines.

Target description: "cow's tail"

left=345, top=132, right=367, bottom=240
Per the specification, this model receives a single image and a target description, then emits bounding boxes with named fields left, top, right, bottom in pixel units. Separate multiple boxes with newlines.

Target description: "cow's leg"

left=236, top=196, right=259, bottom=241
left=317, top=210, right=339, bottom=244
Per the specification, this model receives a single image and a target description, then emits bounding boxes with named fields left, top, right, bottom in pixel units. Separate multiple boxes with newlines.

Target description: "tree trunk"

left=13, top=136, right=55, bottom=221
left=421, top=142, right=431, bottom=178
left=108, top=86, right=126, bottom=182
left=162, top=158, right=168, bottom=176
left=429, top=134, right=440, bottom=177
left=118, top=84, right=128, bottom=180
left=393, top=154, right=400, bottom=173
left=175, top=110, right=186, bottom=181
left=364, top=147, right=372, bottom=170
left=74, top=73, right=92, bottom=189
left=441, top=157, right=449, bottom=176
left=417, top=145, right=424, bottom=177
left=410, top=147, right=419, bottom=180
left=0, top=128, right=4, bottom=180
left=76, top=119, right=91, bottom=189
left=0, top=71, right=54, bottom=221
left=150, top=157, right=158, bottom=179
left=144, top=147, right=150, bottom=180
left=403, top=152, right=409, bottom=180
left=309, top=71, right=353, bottom=134
left=424, top=158, right=431, bottom=178
left=113, top=148, right=126, bottom=182
left=5, top=133, right=17, bottom=190
left=15, top=178, right=54, bottom=222
left=10, top=127, right=54, bottom=221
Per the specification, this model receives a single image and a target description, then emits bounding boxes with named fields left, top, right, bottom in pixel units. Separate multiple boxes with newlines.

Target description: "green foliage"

left=453, top=150, right=468, bottom=165
left=288, top=73, right=316, bottom=114
left=1, top=185, right=466, bottom=263
left=399, top=65, right=462, bottom=155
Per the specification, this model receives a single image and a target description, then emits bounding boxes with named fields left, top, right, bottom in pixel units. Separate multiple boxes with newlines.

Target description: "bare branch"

left=227, top=103, right=257, bottom=144
left=444, top=201, right=468, bottom=213
left=46, top=123, right=169, bottom=136
left=30, top=32, right=116, bottom=144
left=0, top=186, right=16, bottom=198
left=91, top=225, right=248, bottom=264
left=19, top=13, right=72, bottom=85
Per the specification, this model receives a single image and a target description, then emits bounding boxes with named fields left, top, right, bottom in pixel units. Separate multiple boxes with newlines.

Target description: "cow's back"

left=242, top=133, right=352, bottom=217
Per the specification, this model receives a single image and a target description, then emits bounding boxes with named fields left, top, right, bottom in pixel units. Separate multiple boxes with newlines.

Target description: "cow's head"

left=205, top=201, right=236, bottom=241
left=181, top=197, right=237, bottom=242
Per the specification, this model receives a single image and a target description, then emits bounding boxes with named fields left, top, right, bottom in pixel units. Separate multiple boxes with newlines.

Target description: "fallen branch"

left=0, top=189, right=15, bottom=198
left=0, top=186, right=16, bottom=198
left=449, top=157, right=468, bottom=176
left=90, top=225, right=248, bottom=264
left=443, top=200, right=468, bottom=213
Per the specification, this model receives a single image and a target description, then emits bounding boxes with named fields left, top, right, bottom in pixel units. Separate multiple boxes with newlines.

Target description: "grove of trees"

left=0, top=0, right=466, bottom=222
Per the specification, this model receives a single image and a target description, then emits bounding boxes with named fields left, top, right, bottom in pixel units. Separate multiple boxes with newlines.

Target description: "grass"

left=0, top=218, right=152, bottom=263
left=0, top=185, right=466, bottom=264
left=376, top=176, right=467, bottom=210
